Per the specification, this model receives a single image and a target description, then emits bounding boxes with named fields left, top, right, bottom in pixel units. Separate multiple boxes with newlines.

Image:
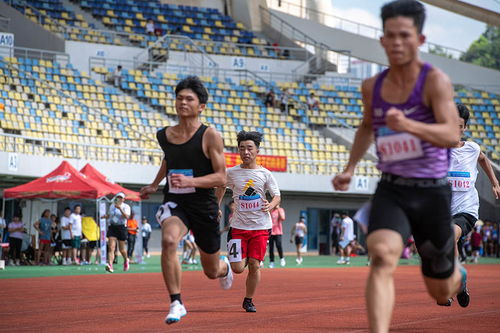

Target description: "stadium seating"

left=0, top=56, right=168, bottom=165
left=77, top=0, right=278, bottom=57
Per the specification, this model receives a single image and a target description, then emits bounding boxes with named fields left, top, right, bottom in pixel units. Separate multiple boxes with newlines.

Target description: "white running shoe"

left=147, top=254, right=151, bottom=258
left=219, top=256, right=233, bottom=290
left=269, top=262, right=275, bottom=268
left=280, top=258, right=286, bottom=267
left=298, top=257, right=303, bottom=264
left=165, top=300, right=187, bottom=325
left=336, top=259, right=346, bottom=265
left=105, top=263, right=114, bottom=273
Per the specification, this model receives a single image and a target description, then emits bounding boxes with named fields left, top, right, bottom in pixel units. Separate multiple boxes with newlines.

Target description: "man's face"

left=458, top=118, right=466, bottom=137
left=380, top=16, right=425, bottom=66
left=64, top=209, right=71, bottom=217
left=74, top=206, right=81, bottom=214
left=116, top=197, right=124, bottom=205
left=175, top=89, right=204, bottom=118
left=238, top=140, right=258, bottom=164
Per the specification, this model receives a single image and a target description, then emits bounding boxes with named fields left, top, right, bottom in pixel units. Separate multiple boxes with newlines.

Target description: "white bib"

left=377, top=132, right=423, bottom=162
left=238, top=195, right=262, bottom=212
left=168, top=169, right=196, bottom=194
left=448, top=171, right=473, bottom=192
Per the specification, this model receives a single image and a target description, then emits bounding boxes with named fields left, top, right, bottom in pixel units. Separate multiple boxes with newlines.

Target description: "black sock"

left=170, top=293, right=182, bottom=304
left=244, top=297, right=252, bottom=303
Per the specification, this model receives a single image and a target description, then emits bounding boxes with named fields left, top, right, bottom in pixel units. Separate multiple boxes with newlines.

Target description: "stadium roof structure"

left=80, top=163, right=141, bottom=201
left=4, top=161, right=113, bottom=200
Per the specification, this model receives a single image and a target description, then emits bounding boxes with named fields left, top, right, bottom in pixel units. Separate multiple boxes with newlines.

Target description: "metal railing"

left=0, top=133, right=162, bottom=164
left=0, top=45, right=70, bottom=66
left=0, top=16, right=10, bottom=31
left=260, top=6, right=352, bottom=75
left=267, top=0, right=465, bottom=60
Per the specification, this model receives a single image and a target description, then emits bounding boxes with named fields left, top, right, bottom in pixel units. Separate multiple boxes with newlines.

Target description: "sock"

left=340, top=256, right=344, bottom=261
left=170, top=293, right=182, bottom=304
left=244, top=297, right=252, bottom=303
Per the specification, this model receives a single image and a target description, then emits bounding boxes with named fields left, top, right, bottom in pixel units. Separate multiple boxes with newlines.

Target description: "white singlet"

left=448, top=141, right=480, bottom=218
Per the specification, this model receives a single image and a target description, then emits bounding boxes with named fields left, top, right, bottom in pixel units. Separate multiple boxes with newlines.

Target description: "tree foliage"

left=460, top=26, right=500, bottom=70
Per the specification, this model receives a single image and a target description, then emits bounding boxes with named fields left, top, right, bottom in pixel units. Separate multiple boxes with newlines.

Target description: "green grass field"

left=2, top=255, right=500, bottom=279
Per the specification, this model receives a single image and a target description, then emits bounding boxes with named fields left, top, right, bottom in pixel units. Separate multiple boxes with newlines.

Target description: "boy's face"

left=238, top=140, right=259, bottom=164
left=175, top=89, right=205, bottom=118
left=381, top=16, right=425, bottom=66
left=458, top=117, right=466, bottom=137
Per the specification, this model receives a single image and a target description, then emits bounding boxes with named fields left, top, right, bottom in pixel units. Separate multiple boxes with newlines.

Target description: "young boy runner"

left=333, top=1, right=467, bottom=332
left=217, top=130, right=281, bottom=312
left=442, top=103, right=500, bottom=307
left=140, top=76, right=232, bottom=325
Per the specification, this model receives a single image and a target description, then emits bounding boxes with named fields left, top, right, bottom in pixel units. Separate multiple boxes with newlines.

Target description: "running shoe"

left=105, top=263, right=114, bottom=273
left=124, top=258, right=130, bottom=271
left=336, top=259, right=346, bottom=264
left=242, top=299, right=257, bottom=313
left=457, top=265, right=470, bottom=307
left=280, top=258, right=286, bottom=267
left=165, top=300, right=187, bottom=324
left=437, top=298, right=453, bottom=306
left=269, top=261, right=275, bottom=268
left=219, top=256, right=233, bottom=290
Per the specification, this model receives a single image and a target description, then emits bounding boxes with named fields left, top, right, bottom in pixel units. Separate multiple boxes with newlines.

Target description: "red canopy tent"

left=79, top=163, right=140, bottom=201
left=4, top=161, right=112, bottom=199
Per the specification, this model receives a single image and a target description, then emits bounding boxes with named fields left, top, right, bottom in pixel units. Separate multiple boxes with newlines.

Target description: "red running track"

left=0, top=265, right=499, bottom=332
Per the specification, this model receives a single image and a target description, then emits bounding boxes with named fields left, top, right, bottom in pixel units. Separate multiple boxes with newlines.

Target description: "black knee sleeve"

left=418, top=235, right=455, bottom=279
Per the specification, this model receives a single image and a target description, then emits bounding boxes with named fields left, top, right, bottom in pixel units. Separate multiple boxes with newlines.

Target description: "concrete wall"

left=0, top=2, right=64, bottom=52
left=229, top=0, right=267, bottom=32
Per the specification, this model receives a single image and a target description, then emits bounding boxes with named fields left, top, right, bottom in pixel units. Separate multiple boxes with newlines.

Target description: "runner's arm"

left=387, top=69, right=459, bottom=147
left=333, top=78, right=374, bottom=190
left=278, top=207, right=286, bottom=221
left=140, top=159, right=167, bottom=198
left=215, top=186, right=227, bottom=206
left=478, top=151, right=500, bottom=199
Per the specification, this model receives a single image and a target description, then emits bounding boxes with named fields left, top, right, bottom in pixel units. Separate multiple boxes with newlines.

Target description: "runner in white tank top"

left=290, top=218, right=307, bottom=264
left=447, top=104, right=500, bottom=308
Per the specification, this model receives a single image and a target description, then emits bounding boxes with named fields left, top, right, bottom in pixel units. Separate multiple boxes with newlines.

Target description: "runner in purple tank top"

left=332, top=1, right=467, bottom=332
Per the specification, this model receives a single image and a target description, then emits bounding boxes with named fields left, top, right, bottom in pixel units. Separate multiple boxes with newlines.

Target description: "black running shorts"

left=107, top=224, right=128, bottom=241
left=162, top=197, right=220, bottom=254
left=368, top=175, right=455, bottom=279
left=452, top=212, right=477, bottom=237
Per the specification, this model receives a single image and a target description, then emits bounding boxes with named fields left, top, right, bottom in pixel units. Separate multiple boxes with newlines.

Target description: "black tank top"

left=156, top=124, right=216, bottom=202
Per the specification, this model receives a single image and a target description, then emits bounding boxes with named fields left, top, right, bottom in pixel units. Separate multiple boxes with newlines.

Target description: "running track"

left=1, top=265, right=499, bottom=332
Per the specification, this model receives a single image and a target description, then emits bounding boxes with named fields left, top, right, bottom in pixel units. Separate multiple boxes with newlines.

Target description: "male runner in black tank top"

left=140, top=76, right=232, bottom=325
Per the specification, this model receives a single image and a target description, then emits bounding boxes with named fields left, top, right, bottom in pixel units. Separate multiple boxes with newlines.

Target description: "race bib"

left=155, top=201, right=178, bottom=224
left=168, top=169, right=196, bottom=194
left=238, top=195, right=262, bottom=212
left=227, top=239, right=242, bottom=262
left=448, top=171, right=473, bottom=192
left=377, top=132, right=423, bottom=162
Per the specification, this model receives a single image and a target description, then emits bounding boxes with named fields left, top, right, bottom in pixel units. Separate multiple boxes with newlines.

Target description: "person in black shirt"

left=140, top=76, right=233, bottom=325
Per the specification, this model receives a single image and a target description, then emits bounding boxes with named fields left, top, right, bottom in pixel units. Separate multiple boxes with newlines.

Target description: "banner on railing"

left=224, top=153, right=287, bottom=172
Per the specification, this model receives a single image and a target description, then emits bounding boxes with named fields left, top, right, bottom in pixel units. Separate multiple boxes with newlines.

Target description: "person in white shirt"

left=104, top=192, right=131, bottom=273
left=70, top=205, right=82, bottom=265
left=337, top=212, right=355, bottom=265
left=442, top=104, right=500, bottom=308
left=60, top=207, right=73, bottom=265
left=0, top=210, right=6, bottom=242
left=141, top=217, right=152, bottom=258
left=307, top=92, right=320, bottom=111
left=217, top=130, right=281, bottom=313
left=290, top=217, right=307, bottom=264
left=146, top=19, right=155, bottom=35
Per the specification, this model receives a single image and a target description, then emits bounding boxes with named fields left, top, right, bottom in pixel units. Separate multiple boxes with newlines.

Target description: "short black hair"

left=64, top=207, right=71, bottom=211
left=381, top=0, right=426, bottom=34
left=237, top=130, right=263, bottom=148
left=456, top=103, right=470, bottom=126
left=175, top=76, right=209, bottom=104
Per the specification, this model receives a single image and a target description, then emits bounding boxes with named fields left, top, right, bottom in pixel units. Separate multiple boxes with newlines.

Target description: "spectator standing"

left=60, top=207, right=73, bottom=265
left=280, top=89, right=290, bottom=113
left=8, top=215, right=24, bottom=266
left=146, top=19, right=155, bottom=35
left=264, top=89, right=275, bottom=108
left=34, top=209, right=52, bottom=265
left=70, top=205, right=83, bottom=265
left=50, top=214, right=61, bottom=265
left=337, top=212, right=355, bottom=265
left=127, top=211, right=139, bottom=261
left=105, top=192, right=131, bottom=273
left=471, top=227, right=482, bottom=263
left=0, top=210, right=6, bottom=242
left=269, top=204, right=286, bottom=268
left=141, top=217, right=152, bottom=258
left=290, top=217, right=307, bottom=264
left=330, top=213, right=341, bottom=256
left=111, top=65, right=123, bottom=87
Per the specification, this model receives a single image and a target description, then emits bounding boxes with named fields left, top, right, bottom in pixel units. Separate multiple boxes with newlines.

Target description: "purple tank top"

left=372, top=63, right=449, bottom=178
